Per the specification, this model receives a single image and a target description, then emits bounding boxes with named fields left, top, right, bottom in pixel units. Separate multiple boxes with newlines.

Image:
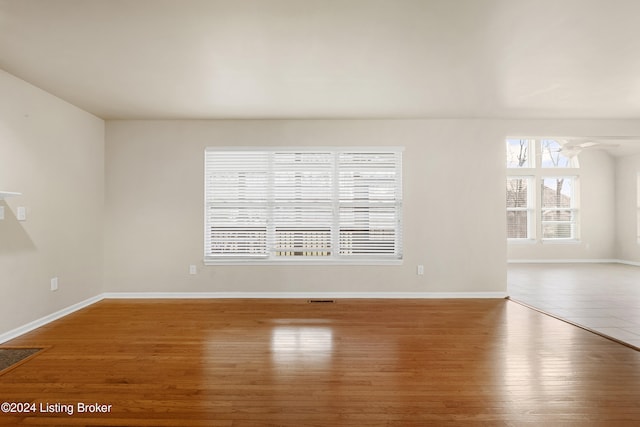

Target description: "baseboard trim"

left=0, top=294, right=104, bottom=344
left=508, top=259, right=619, bottom=264
left=508, top=259, right=640, bottom=267
left=103, top=291, right=508, bottom=299
left=615, top=259, right=640, bottom=267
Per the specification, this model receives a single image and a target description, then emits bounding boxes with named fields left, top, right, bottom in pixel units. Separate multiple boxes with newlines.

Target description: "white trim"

left=205, top=146, right=405, bottom=153
left=508, top=259, right=640, bottom=268
left=203, top=259, right=403, bottom=266
left=0, top=191, right=21, bottom=199
left=0, top=294, right=104, bottom=344
left=615, top=259, right=640, bottom=267
left=507, top=259, right=618, bottom=264
left=103, top=291, right=507, bottom=299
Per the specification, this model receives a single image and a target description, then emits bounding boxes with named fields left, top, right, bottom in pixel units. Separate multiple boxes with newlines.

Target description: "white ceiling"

left=2, top=0, right=640, bottom=120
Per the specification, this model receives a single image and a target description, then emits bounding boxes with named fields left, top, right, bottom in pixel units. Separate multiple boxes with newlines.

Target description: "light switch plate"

left=0, top=206, right=4, bottom=220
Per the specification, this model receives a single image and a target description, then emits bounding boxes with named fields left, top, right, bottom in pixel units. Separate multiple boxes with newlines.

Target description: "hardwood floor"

left=2, top=298, right=640, bottom=426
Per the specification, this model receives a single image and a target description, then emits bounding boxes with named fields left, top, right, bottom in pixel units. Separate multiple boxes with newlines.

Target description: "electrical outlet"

left=189, top=265, right=197, bottom=275
left=17, top=206, right=26, bottom=221
left=50, top=277, right=58, bottom=291
left=417, top=265, right=424, bottom=275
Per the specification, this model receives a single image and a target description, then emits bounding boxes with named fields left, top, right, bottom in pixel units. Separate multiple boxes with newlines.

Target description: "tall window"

left=541, top=176, right=577, bottom=239
left=204, top=147, right=403, bottom=263
left=506, top=138, right=579, bottom=242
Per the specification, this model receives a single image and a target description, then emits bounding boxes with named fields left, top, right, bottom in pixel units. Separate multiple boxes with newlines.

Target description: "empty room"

left=2, top=0, right=640, bottom=425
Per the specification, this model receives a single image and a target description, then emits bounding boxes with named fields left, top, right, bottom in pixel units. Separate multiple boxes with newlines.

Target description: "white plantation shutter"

left=205, top=151, right=269, bottom=257
left=205, top=147, right=403, bottom=263
left=338, top=152, right=402, bottom=257
left=273, top=151, right=334, bottom=256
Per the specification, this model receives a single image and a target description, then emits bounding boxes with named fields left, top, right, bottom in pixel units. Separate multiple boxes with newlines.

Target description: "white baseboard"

left=103, top=291, right=508, bottom=299
left=508, top=259, right=640, bottom=267
left=0, top=294, right=104, bottom=344
left=615, top=259, right=640, bottom=267
left=507, top=259, right=619, bottom=264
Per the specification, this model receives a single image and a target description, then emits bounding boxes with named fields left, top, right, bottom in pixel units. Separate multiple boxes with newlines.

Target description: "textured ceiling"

left=1, top=0, right=640, bottom=120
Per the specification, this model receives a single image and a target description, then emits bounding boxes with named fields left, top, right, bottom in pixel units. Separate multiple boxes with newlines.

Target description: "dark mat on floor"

left=0, top=348, right=43, bottom=373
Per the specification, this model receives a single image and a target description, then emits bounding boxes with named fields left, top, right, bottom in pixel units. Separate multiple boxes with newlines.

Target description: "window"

left=541, top=176, right=577, bottom=239
left=506, top=177, right=533, bottom=239
left=204, top=147, right=403, bottom=264
left=506, top=138, right=580, bottom=242
left=506, top=139, right=533, bottom=168
left=540, top=139, right=578, bottom=168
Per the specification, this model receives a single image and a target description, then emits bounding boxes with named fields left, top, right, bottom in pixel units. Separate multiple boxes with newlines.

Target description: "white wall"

left=104, top=120, right=508, bottom=295
left=616, top=154, right=640, bottom=263
left=104, top=119, right=640, bottom=294
left=0, top=70, right=104, bottom=337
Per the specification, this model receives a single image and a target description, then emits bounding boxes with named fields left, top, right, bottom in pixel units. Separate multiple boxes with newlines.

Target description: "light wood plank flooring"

left=2, top=298, right=640, bottom=426
left=508, top=263, right=640, bottom=349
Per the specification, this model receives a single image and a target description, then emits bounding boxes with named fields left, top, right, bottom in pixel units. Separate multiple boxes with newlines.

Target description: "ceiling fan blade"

left=560, top=147, right=582, bottom=158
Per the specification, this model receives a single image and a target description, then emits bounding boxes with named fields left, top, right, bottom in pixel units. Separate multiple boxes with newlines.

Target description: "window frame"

left=204, top=146, right=404, bottom=265
left=506, top=138, right=580, bottom=243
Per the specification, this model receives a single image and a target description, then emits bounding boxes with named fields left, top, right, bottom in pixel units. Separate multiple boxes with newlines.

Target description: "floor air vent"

left=307, top=299, right=336, bottom=304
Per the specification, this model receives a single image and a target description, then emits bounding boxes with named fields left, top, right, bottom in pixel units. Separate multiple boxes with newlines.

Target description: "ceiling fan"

left=557, top=138, right=620, bottom=157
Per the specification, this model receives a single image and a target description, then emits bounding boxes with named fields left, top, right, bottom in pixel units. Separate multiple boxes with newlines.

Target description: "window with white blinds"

left=204, top=147, right=403, bottom=263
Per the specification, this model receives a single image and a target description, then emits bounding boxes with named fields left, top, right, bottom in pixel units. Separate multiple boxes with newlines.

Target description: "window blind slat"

left=205, top=151, right=269, bottom=256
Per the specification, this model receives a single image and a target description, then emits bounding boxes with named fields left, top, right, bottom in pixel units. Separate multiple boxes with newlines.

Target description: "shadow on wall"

left=0, top=201, right=35, bottom=253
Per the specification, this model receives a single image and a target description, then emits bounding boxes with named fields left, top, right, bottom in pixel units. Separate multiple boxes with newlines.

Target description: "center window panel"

left=273, top=151, right=334, bottom=257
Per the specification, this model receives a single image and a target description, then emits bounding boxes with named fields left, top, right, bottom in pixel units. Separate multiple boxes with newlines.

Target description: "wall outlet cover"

left=17, top=206, right=26, bottom=221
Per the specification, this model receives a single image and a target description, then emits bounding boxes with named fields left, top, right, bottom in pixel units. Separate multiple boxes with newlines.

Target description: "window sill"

left=204, top=258, right=403, bottom=266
